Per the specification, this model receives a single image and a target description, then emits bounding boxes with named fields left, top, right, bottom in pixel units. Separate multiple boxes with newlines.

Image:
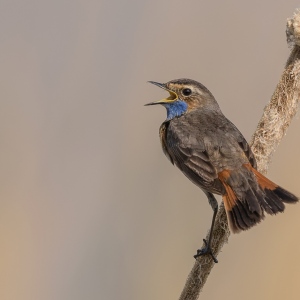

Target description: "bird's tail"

left=218, top=164, right=298, bottom=233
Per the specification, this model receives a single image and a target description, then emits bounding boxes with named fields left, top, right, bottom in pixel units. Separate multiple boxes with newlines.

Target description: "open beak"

left=145, top=81, right=178, bottom=106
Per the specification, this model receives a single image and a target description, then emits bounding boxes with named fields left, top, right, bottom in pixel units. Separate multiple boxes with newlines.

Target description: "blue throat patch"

left=163, top=100, right=188, bottom=120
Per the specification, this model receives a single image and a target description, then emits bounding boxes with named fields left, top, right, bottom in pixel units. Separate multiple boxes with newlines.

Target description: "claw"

left=193, top=239, right=218, bottom=263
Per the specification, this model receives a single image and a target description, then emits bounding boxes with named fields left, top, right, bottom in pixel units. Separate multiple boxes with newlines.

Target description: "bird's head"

left=145, top=78, right=219, bottom=120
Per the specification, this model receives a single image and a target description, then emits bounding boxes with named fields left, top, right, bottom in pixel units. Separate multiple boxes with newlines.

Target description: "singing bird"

left=146, top=78, right=298, bottom=262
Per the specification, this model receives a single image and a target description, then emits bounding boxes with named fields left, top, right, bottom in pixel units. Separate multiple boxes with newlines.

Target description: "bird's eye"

left=182, top=88, right=192, bottom=96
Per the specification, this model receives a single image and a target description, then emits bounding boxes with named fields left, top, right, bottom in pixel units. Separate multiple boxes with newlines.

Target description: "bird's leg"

left=194, top=192, right=218, bottom=263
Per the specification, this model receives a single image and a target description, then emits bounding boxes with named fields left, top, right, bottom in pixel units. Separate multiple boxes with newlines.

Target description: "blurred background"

left=0, top=1, right=299, bottom=299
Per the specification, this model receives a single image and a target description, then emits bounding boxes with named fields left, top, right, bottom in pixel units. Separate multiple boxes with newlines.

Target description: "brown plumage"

left=146, top=78, right=298, bottom=260
left=218, top=163, right=297, bottom=233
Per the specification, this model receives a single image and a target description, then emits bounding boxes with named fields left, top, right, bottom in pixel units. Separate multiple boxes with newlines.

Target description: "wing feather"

left=159, top=113, right=256, bottom=194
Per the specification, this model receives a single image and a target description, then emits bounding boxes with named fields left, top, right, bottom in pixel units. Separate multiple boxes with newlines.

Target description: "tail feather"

left=263, top=189, right=285, bottom=214
left=219, top=164, right=298, bottom=233
left=223, top=184, right=263, bottom=233
left=244, top=187, right=263, bottom=215
left=230, top=202, right=249, bottom=231
left=273, top=186, right=299, bottom=203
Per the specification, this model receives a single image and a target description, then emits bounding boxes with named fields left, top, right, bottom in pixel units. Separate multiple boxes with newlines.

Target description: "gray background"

left=0, top=1, right=299, bottom=299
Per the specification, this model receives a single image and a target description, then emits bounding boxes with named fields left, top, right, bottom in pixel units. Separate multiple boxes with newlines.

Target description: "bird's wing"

left=160, top=121, right=223, bottom=193
left=225, top=120, right=257, bottom=169
left=160, top=116, right=255, bottom=193
left=171, top=142, right=217, bottom=183
left=237, top=137, right=257, bottom=169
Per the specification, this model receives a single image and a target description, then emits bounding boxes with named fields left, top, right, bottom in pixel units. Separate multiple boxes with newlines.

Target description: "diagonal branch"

left=179, top=9, right=300, bottom=300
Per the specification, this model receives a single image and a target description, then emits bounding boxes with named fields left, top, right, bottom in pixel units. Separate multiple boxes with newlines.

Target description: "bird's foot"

left=193, top=239, right=218, bottom=263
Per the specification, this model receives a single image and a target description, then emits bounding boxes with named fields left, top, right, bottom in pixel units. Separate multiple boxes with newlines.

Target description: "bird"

left=145, top=78, right=298, bottom=262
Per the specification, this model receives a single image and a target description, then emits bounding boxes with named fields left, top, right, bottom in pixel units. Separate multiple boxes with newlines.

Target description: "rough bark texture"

left=179, top=9, right=300, bottom=300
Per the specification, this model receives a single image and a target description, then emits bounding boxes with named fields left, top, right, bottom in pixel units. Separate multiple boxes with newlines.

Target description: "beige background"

left=0, top=1, right=299, bottom=299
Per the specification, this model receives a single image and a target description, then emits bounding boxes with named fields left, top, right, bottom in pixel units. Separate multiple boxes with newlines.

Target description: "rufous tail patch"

left=243, top=163, right=278, bottom=190
left=218, top=169, right=237, bottom=211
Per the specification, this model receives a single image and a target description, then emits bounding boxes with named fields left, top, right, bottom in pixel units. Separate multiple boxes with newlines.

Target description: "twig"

left=179, top=9, right=300, bottom=300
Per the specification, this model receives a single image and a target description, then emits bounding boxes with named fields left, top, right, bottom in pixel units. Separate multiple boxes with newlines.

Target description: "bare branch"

left=179, top=9, right=300, bottom=300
